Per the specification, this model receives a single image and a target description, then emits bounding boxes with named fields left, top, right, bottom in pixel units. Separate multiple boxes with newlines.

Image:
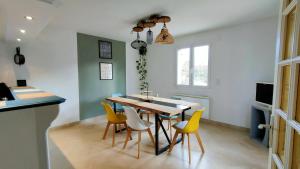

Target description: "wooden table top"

left=106, top=95, right=200, bottom=115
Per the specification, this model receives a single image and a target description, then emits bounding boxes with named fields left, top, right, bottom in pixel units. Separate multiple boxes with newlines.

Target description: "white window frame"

left=176, top=44, right=211, bottom=88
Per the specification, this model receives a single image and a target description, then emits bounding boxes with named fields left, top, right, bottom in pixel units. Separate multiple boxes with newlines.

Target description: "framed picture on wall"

left=99, top=62, right=113, bottom=80
left=99, top=40, right=112, bottom=59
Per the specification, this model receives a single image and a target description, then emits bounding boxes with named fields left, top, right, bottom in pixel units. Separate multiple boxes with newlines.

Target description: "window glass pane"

left=193, top=45, right=209, bottom=86
left=292, top=130, right=300, bottom=169
left=177, top=48, right=190, bottom=85
left=277, top=116, right=286, bottom=163
left=282, top=8, right=296, bottom=60
left=280, top=65, right=291, bottom=112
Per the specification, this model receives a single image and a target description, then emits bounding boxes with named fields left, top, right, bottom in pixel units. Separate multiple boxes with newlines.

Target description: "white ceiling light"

left=20, top=29, right=26, bottom=34
left=25, top=16, right=33, bottom=21
left=17, top=38, right=21, bottom=42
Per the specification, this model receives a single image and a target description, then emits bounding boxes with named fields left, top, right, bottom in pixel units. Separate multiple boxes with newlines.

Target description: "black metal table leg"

left=181, top=110, right=186, bottom=143
left=154, top=112, right=185, bottom=155
left=137, top=109, right=143, bottom=119
left=113, top=103, right=117, bottom=113
left=158, top=117, right=171, bottom=144
left=113, top=103, right=118, bottom=133
left=113, top=102, right=126, bottom=133
left=155, top=113, right=159, bottom=155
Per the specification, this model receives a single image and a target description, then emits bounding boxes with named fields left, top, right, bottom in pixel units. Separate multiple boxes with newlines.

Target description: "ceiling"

left=0, top=0, right=279, bottom=43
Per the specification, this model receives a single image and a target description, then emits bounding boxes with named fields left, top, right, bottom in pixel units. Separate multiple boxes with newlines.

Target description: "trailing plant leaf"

left=139, top=46, right=147, bottom=56
left=136, top=48, right=149, bottom=92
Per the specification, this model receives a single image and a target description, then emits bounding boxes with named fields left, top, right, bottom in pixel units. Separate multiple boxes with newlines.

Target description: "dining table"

left=106, top=94, right=200, bottom=155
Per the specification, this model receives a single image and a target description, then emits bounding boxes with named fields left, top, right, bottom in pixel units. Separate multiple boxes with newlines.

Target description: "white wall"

left=146, top=17, right=278, bottom=128
left=14, top=26, right=80, bottom=126
left=0, top=41, right=16, bottom=86
left=126, top=43, right=140, bottom=94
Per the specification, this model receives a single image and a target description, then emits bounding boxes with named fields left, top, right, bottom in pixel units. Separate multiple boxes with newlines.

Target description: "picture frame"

left=98, top=40, right=112, bottom=59
left=99, top=62, right=113, bottom=80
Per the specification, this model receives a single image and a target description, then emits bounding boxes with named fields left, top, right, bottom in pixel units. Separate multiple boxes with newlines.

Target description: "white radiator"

left=173, top=94, right=210, bottom=120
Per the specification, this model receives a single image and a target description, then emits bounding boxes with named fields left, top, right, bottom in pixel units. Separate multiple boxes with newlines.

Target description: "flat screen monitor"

left=256, top=83, right=273, bottom=105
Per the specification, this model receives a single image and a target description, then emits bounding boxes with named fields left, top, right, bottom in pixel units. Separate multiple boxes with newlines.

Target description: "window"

left=193, top=45, right=209, bottom=86
left=176, top=45, right=209, bottom=87
left=177, top=48, right=190, bottom=85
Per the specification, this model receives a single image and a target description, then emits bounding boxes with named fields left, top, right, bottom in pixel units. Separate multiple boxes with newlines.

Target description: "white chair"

left=123, top=106, right=155, bottom=159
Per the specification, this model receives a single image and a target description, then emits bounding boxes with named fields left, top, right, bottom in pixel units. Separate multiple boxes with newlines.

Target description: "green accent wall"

left=77, top=33, right=126, bottom=120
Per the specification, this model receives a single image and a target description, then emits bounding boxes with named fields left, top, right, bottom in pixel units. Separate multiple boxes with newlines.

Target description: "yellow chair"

left=169, top=110, right=205, bottom=164
left=101, top=102, right=127, bottom=147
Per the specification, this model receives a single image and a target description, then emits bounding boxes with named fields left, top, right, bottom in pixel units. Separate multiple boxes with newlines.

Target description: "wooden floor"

left=49, top=116, right=268, bottom=169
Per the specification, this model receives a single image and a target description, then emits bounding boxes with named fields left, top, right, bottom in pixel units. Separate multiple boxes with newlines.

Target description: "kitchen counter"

left=0, top=87, right=65, bottom=112
left=0, top=86, right=66, bottom=169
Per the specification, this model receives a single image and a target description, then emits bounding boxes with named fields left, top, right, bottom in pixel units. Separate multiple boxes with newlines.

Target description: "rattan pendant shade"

left=155, top=25, right=174, bottom=44
left=155, top=16, right=174, bottom=44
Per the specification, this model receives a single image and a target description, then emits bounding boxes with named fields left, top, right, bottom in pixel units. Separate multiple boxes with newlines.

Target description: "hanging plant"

left=139, top=45, right=147, bottom=55
left=136, top=46, right=149, bottom=92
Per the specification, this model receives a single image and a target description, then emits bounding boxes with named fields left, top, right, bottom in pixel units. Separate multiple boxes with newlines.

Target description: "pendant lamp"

left=147, top=29, right=153, bottom=44
left=131, top=26, right=147, bottom=49
left=143, top=21, right=156, bottom=44
left=155, top=16, right=174, bottom=44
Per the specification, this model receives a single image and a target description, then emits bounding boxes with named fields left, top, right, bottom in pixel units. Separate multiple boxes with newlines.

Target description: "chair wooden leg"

left=167, top=119, right=170, bottom=130
left=187, top=133, right=191, bottom=164
left=158, top=119, right=163, bottom=131
left=147, top=128, right=155, bottom=146
left=168, top=131, right=179, bottom=153
left=137, top=131, right=141, bottom=159
left=147, top=114, right=150, bottom=122
left=140, top=113, right=143, bottom=119
left=124, top=123, right=132, bottom=140
left=103, top=122, right=110, bottom=140
left=123, top=128, right=131, bottom=149
left=194, top=131, right=205, bottom=153
left=169, top=121, right=172, bottom=139
left=112, top=124, right=116, bottom=147
left=182, top=133, right=185, bottom=146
